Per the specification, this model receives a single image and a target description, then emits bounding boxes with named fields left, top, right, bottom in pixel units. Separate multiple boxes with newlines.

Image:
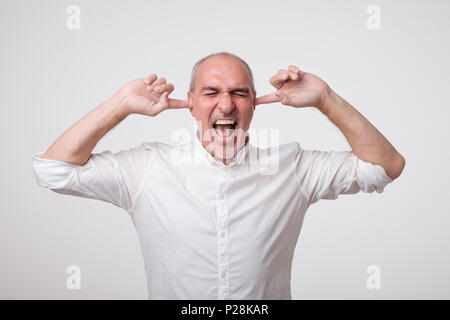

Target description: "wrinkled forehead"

left=195, top=56, right=252, bottom=91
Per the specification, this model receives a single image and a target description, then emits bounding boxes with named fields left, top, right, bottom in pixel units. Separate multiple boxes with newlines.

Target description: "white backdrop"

left=1, top=0, right=449, bottom=299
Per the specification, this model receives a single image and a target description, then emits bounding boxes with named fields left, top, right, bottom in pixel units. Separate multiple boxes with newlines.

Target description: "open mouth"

left=212, top=119, right=238, bottom=139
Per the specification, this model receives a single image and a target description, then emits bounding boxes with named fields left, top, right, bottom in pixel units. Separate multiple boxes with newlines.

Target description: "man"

left=32, top=52, right=405, bottom=299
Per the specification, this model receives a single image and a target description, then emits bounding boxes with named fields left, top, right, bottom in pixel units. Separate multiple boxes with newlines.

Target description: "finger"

left=288, top=65, right=300, bottom=73
left=278, top=69, right=290, bottom=81
left=150, top=77, right=167, bottom=89
left=270, top=71, right=289, bottom=89
left=154, top=83, right=174, bottom=94
left=143, top=74, right=157, bottom=85
left=289, top=71, right=299, bottom=80
left=168, top=99, right=189, bottom=109
left=254, top=93, right=280, bottom=105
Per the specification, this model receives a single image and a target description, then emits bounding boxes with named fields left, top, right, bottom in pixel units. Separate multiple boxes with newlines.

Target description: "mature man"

left=32, top=52, right=405, bottom=299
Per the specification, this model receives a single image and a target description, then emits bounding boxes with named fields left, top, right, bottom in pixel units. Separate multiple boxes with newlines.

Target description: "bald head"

left=189, top=52, right=255, bottom=95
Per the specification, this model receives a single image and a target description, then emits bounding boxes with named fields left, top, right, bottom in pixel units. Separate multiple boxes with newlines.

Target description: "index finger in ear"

left=254, top=93, right=280, bottom=106
left=168, top=99, right=189, bottom=109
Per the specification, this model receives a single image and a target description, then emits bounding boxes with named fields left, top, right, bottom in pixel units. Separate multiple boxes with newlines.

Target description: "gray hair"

left=189, top=52, right=255, bottom=94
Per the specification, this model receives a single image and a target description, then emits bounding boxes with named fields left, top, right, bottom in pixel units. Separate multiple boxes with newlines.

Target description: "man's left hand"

left=255, top=65, right=331, bottom=109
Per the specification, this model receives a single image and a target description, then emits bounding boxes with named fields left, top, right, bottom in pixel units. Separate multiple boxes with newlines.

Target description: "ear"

left=188, top=91, right=194, bottom=116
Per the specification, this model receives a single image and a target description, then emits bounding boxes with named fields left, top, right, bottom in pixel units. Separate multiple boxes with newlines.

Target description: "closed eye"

left=205, top=93, right=247, bottom=97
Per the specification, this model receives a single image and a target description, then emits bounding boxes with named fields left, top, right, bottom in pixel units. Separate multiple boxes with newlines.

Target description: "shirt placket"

left=216, top=166, right=230, bottom=299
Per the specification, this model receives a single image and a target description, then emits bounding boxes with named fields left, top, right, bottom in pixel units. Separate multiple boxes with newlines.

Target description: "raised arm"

left=255, top=65, right=405, bottom=180
left=41, top=74, right=188, bottom=165
left=315, top=86, right=405, bottom=180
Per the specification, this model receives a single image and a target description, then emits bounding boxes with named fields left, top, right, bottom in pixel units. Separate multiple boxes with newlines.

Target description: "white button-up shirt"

left=32, top=130, right=392, bottom=299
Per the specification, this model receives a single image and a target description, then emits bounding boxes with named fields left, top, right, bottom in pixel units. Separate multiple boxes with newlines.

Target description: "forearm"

left=41, top=93, right=128, bottom=165
left=318, top=88, right=405, bottom=179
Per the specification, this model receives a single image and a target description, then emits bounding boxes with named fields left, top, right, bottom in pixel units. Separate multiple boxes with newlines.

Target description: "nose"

left=217, top=92, right=235, bottom=114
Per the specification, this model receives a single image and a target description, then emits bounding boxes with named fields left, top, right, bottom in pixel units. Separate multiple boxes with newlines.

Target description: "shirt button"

left=221, top=271, right=226, bottom=278
left=219, top=231, right=226, bottom=238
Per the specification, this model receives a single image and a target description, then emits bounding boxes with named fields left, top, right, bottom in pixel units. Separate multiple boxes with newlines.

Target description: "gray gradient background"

left=1, top=0, right=449, bottom=299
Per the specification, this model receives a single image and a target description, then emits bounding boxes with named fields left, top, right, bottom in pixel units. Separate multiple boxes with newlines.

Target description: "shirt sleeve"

left=294, top=142, right=393, bottom=205
left=31, top=144, right=151, bottom=212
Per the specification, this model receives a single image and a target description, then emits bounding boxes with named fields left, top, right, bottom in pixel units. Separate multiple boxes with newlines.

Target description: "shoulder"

left=247, top=141, right=301, bottom=173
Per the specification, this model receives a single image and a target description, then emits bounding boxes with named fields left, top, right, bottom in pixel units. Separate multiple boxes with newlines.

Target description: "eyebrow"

left=201, top=86, right=250, bottom=94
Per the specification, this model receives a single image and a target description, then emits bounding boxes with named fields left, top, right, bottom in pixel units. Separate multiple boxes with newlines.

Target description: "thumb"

left=159, top=91, right=170, bottom=107
left=275, top=91, right=291, bottom=105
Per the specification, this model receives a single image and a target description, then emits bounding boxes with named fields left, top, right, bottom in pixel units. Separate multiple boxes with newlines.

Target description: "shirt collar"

left=192, top=129, right=250, bottom=167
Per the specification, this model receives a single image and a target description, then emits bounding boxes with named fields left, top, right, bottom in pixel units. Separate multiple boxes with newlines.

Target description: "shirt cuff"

left=356, top=157, right=393, bottom=193
left=31, top=152, right=78, bottom=189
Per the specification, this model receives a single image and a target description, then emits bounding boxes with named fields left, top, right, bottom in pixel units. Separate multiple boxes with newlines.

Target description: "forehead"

left=195, top=56, right=251, bottom=89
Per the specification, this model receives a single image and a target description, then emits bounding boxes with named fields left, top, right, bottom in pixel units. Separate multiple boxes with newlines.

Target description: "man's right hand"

left=118, top=74, right=189, bottom=117
left=41, top=74, right=189, bottom=165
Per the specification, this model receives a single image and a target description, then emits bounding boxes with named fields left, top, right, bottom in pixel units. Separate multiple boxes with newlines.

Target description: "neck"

left=201, top=135, right=249, bottom=165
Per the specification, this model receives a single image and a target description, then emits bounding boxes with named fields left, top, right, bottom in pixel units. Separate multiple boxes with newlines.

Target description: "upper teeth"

left=214, top=119, right=236, bottom=125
